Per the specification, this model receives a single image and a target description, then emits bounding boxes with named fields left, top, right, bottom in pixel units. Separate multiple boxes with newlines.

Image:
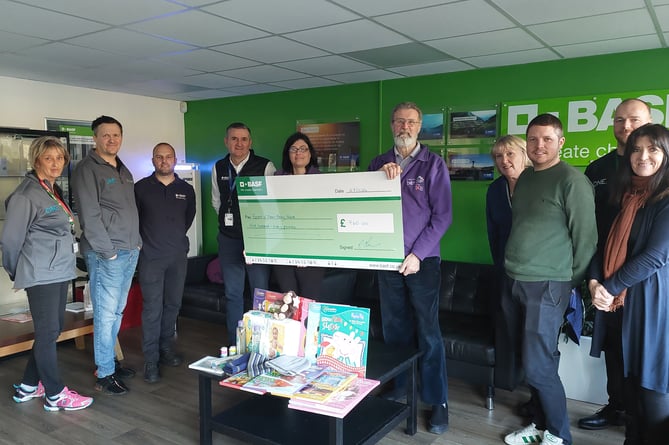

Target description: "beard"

left=394, top=134, right=417, bottom=149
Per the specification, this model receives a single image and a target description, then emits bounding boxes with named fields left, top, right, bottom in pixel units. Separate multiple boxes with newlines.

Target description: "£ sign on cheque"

left=237, top=171, right=404, bottom=270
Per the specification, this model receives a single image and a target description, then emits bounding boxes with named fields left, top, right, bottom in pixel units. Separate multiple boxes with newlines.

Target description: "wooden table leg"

left=114, top=337, right=124, bottom=361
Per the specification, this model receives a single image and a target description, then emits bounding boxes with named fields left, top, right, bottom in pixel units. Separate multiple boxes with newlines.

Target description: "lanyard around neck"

left=39, top=179, right=75, bottom=233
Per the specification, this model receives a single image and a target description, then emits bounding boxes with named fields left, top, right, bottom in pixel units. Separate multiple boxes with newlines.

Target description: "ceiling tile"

left=491, top=0, right=648, bottom=25
left=555, top=35, right=662, bottom=58
left=463, top=48, right=559, bottom=68
left=0, top=30, right=47, bottom=52
left=66, top=28, right=193, bottom=57
left=14, top=0, right=187, bottom=25
left=269, top=77, right=340, bottom=90
left=331, top=0, right=458, bottom=16
left=123, top=79, right=209, bottom=94
left=176, top=89, right=241, bottom=100
left=375, top=0, right=514, bottom=41
left=0, top=1, right=108, bottom=40
left=426, top=28, right=543, bottom=58
left=153, top=49, right=259, bottom=72
left=388, top=59, right=473, bottom=77
left=213, top=37, right=328, bottom=64
left=204, top=0, right=359, bottom=33
left=286, top=20, right=409, bottom=53
left=121, top=59, right=202, bottom=79
left=219, top=65, right=308, bottom=82
left=325, top=69, right=403, bottom=83
left=656, top=5, right=669, bottom=31
left=0, top=53, right=77, bottom=79
left=528, top=10, right=655, bottom=46
left=223, top=84, right=289, bottom=95
left=181, top=73, right=254, bottom=89
left=344, top=43, right=451, bottom=68
left=277, top=56, right=374, bottom=75
left=127, top=9, right=268, bottom=47
left=17, top=42, right=133, bottom=69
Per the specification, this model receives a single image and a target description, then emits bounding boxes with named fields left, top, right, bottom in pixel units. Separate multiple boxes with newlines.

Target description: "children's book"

left=241, top=370, right=311, bottom=398
left=220, top=372, right=265, bottom=394
left=288, top=378, right=380, bottom=418
left=304, top=303, right=370, bottom=377
left=289, top=369, right=358, bottom=403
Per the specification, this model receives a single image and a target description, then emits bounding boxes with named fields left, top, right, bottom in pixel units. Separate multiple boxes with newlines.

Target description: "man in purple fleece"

left=368, top=101, right=453, bottom=435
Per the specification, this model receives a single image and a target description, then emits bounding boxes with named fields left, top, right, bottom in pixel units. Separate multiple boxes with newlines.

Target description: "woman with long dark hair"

left=273, top=132, right=323, bottom=297
left=589, top=123, right=669, bottom=443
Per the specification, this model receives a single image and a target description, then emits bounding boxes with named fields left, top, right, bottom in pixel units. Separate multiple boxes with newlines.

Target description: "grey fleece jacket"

left=71, top=150, right=141, bottom=258
left=1, top=172, right=77, bottom=289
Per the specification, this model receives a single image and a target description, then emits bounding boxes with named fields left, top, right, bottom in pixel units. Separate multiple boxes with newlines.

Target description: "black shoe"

left=95, top=374, right=128, bottom=395
left=159, top=349, right=183, bottom=367
left=144, top=362, right=161, bottom=384
left=428, top=403, right=449, bottom=435
left=115, top=359, right=136, bottom=378
left=578, top=404, right=625, bottom=430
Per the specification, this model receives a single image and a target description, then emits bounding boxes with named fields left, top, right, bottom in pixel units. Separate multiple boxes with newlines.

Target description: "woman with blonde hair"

left=1, top=136, right=93, bottom=411
left=486, top=135, right=532, bottom=271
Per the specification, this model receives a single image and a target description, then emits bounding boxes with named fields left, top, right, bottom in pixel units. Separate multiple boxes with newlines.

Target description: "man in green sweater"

left=502, top=114, right=597, bottom=445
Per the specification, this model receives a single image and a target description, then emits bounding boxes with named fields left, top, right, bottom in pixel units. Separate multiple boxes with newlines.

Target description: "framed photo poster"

left=296, top=120, right=360, bottom=173
left=446, top=146, right=494, bottom=181
left=446, top=106, right=498, bottom=145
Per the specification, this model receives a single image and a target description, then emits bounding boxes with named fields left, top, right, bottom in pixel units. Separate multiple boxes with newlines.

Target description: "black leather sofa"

left=179, top=255, right=520, bottom=408
left=180, top=254, right=227, bottom=324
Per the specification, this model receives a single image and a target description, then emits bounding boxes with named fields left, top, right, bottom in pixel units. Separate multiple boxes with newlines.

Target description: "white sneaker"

left=541, top=431, right=564, bottom=444
left=504, top=423, right=544, bottom=445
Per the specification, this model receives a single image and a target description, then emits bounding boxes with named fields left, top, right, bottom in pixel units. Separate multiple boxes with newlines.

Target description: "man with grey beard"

left=368, top=101, right=453, bottom=435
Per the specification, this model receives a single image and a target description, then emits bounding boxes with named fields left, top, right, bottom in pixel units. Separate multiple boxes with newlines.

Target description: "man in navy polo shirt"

left=135, top=142, right=196, bottom=383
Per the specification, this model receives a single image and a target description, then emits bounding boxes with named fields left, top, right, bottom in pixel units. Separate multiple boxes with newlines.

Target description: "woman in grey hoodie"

left=1, top=136, right=93, bottom=411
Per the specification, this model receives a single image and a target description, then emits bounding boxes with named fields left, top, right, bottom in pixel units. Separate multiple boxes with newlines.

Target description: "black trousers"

left=24, top=281, right=68, bottom=397
left=138, top=253, right=187, bottom=364
left=272, top=265, right=325, bottom=299
left=601, top=309, right=625, bottom=410
left=625, top=376, right=669, bottom=444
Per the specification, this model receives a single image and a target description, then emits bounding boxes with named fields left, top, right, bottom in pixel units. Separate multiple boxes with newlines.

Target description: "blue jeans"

left=378, top=256, right=448, bottom=405
left=502, top=278, right=572, bottom=444
left=86, top=248, right=139, bottom=378
left=217, top=233, right=270, bottom=343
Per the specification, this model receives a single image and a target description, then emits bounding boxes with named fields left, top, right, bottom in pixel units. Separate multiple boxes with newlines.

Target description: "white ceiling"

left=1, top=0, right=667, bottom=101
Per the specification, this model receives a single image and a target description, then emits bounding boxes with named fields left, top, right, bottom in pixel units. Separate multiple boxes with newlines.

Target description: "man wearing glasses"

left=368, top=102, right=452, bottom=435
left=212, top=123, right=276, bottom=344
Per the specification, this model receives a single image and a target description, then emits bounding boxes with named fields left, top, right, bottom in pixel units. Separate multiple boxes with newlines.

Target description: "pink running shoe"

left=13, top=381, right=45, bottom=403
left=44, top=387, right=94, bottom=412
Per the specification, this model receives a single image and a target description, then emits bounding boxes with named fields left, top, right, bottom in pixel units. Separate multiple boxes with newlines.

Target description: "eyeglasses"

left=392, top=118, right=421, bottom=127
left=289, top=146, right=309, bottom=154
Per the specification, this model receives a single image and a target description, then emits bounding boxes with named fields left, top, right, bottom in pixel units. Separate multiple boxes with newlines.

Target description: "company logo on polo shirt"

left=175, top=193, right=187, bottom=200
left=106, top=178, right=116, bottom=185
left=45, top=205, right=60, bottom=214
left=237, top=176, right=268, bottom=196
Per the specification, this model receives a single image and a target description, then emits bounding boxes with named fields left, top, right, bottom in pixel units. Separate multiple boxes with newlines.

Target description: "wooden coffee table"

left=0, top=311, right=94, bottom=358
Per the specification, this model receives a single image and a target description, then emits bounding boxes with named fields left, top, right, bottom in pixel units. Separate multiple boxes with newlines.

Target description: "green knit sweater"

left=504, top=161, right=597, bottom=285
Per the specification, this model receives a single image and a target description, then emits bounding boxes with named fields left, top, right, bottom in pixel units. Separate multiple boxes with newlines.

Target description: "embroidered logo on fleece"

left=44, top=205, right=60, bottom=214
left=175, top=193, right=187, bottom=200
left=106, top=178, right=117, bottom=185
left=406, top=176, right=425, bottom=192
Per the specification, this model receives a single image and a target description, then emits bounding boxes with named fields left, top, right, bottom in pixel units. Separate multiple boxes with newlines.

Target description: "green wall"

left=185, top=48, right=669, bottom=263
